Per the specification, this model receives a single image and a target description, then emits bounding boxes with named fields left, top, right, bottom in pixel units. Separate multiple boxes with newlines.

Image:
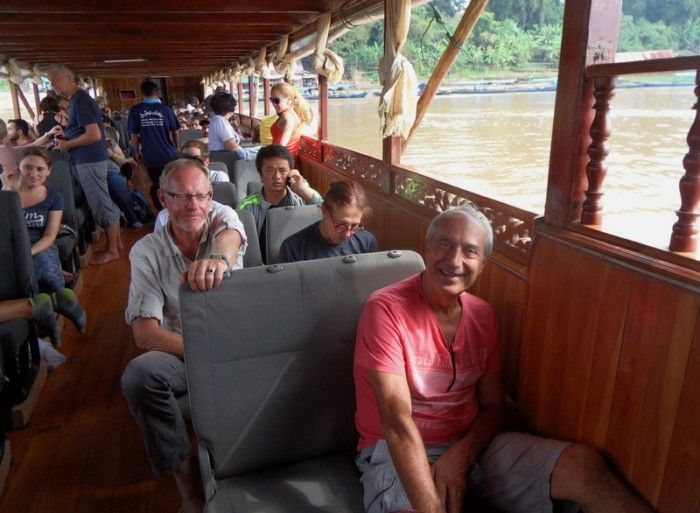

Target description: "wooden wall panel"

left=520, top=225, right=700, bottom=511
left=657, top=314, right=700, bottom=513
left=300, top=157, right=528, bottom=401
left=100, top=76, right=202, bottom=113
left=606, top=277, right=698, bottom=504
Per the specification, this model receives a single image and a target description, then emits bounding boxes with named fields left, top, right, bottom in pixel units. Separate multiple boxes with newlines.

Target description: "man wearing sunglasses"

left=122, top=158, right=246, bottom=513
left=237, top=144, right=321, bottom=263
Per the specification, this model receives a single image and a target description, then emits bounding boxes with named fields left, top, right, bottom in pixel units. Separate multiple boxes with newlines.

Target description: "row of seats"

left=180, top=250, right=426, bottom=512
left=0, top=191, right=44, bottom=492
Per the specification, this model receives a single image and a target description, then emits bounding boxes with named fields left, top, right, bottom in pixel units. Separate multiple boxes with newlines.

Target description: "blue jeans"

left=33, top=245, right=65, bottom=293
left=107, top=167, right=139, bottom=224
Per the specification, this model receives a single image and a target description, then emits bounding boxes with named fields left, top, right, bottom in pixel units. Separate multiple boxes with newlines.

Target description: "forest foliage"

left=328, top=0, right=700, bottom=80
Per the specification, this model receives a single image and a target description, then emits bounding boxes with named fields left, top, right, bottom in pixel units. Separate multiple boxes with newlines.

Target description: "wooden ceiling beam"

left=0, top=13, right=311, bottom=25
left=0, top=0, right=330, bottom=13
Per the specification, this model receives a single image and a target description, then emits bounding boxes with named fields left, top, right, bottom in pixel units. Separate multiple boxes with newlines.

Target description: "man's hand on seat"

left=183, top=257, right=228, bottom=291
left=432, top=441, right=475, bottom=513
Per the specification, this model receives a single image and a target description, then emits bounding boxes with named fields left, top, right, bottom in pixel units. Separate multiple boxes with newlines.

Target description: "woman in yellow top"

left=269, top=81, right=312, bottom=157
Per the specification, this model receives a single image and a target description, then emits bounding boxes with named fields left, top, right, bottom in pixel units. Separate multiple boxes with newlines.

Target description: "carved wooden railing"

left=583, top=56, right=700, bottom=253
left=300, top=136, right=536, bottom=264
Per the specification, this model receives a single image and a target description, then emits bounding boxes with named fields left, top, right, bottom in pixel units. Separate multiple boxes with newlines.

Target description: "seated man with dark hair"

left=7, top=119, right=34, bottom=147
left=237, top=144, right=321, bottom=262
left=208, top=92, right=245, bottom=159
left=354, top=205, right=655, bottom=513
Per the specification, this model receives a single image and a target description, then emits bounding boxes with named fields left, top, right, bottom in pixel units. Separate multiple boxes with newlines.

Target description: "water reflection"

left=319, top=86, right=695, bottom=251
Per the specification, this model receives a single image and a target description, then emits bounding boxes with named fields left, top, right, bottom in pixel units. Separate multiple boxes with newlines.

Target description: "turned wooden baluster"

left=581, top=76, right=616, bottom=225
left=669, top=70, right=700, bottom=253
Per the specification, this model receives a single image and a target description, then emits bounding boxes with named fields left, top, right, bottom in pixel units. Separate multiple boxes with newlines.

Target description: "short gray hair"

left=45, top=63, right=76, bottom=79
left=426, top=205, right=493, bottom=257
left=159, top=158, right=211, bottom=190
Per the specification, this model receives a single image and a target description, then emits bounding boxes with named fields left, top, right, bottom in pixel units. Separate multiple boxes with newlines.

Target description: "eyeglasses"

left=329, top=212, right=363, bottom=233
left=270, top=97, right=282, bottom=105
left=163, top=190, right=213, bottom=204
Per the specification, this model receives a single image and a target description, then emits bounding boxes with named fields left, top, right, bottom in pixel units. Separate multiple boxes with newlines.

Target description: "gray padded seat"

left=178, top=128, right=203, bottom=148
left=236, top=208, right=262, bottom=268
left=210, top=151, right=242, bottom=184
left=208, top=161, right=228, bottom=177
left=212, top=182, right=237, bottom=209
left=232, top=160, right=262, bottom=203
left=180, top=250, right=425, bottom=513
left=265, top=204, right=323, bottom=264
left=45, top=160, right=79, bottom=275
left=0, top=191, right=39, bottom=406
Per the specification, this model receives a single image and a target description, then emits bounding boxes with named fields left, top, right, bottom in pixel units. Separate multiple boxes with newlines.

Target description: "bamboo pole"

left=402, top=0, right=490, bottom=151
left=9, top=82, right=21, bottom=119
left=33, top=83, right=41, bottom=115
left=17, top=86, right=36, bottom=119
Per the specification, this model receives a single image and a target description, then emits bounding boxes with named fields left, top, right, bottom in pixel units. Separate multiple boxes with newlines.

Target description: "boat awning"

left=0, top=0, right=426, bottom=81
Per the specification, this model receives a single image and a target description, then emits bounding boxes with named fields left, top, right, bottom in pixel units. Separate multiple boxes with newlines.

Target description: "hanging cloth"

left=378, top=0, right=418, bottom=139
left=313, top=14, right=344, bottom=84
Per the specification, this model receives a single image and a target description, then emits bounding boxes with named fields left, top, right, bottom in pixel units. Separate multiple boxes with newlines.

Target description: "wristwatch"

left=209, top=253, right=230, bottom=269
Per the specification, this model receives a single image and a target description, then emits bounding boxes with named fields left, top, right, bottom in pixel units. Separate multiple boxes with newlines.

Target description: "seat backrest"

left=208, top=161, right=228, bottom=177
left=181, top=250, right=425, bottom=478
left=211, top=182, right=237, bottom=209
left=45, top=159, right=77, bottom=229
left=0, top=191, right=36, bottom=300
left=237, top=208, right=262, bottom=267
left=178, top=128, right=203, bottom=149
left=265, top=204, right=323, bottom=265
left=232, top=160, right=261, bottom=203
left=210, top=151, right=242, bottom=184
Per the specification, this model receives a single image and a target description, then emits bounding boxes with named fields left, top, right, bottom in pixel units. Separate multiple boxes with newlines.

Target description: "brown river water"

left=311, top=86, right=697, bottom=252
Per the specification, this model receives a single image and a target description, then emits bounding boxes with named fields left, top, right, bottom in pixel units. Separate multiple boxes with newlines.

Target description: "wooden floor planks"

left=1, top=226, right=180, bottom=513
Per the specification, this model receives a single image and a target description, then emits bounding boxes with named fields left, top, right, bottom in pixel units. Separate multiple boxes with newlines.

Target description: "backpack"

left=130, top=190, right=154, bottom=223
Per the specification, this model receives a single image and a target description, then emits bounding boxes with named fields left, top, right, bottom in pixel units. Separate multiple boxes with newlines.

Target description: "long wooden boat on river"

left=0, top=1, right=698, bottom=512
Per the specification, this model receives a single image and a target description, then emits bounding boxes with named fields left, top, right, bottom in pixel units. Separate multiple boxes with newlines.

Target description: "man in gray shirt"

left=121, top=158, right=246, bottom=513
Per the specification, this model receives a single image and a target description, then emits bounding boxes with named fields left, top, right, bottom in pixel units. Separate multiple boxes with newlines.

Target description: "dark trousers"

left=146, top=166, right=165, bottom=211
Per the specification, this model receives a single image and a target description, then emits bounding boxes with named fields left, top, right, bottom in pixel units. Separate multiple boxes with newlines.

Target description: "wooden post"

left=9, top=82, right=21, bottom=119
left=16, top=87, right=36, bottom=120
left=263, top=78, right=271, bottom=116
left=248, top=75, right=257, bottom=119
left=237, top=82, right=244, bottom=115
left=543, top=0, right=623, bottom=227
left=669, top=70, right=700, bottom=252
left=383, top=136, right=402, bottom=165
left=318, top=74, right=328, bottom=141
left=33, top=83, right=41, bottom=115
left=403, top=0, right=489, bottom=150
left=581, top=76, right=615, bottom=225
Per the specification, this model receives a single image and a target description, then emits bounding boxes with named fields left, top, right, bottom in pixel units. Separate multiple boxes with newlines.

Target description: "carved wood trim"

left=581, top=76, right=615, bottom=225
left=320, top=142, right=392, bottom=194
left=299, top=136, right=322, bottom=162
left=670, top=70, right=700, bottom=253
left=393, top=168, right=535, bottom=263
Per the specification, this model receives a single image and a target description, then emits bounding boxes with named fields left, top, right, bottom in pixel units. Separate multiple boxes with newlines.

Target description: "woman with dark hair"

left=34, top=96, right=68, bottom=136
left=278, top=179, right=378, bottom=263
left=16, top=146, right=86, bottom=344
left=208, top=92, right=246, bottom=160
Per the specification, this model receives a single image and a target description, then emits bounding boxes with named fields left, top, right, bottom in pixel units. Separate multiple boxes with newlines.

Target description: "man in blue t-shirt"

left=128, top=81, right=179, bottom=210
left=48, top=64, right=121, bottom=265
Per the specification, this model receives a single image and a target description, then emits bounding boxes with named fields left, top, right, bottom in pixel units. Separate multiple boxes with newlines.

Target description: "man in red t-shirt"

left=354, top=206, right=653, bottom=513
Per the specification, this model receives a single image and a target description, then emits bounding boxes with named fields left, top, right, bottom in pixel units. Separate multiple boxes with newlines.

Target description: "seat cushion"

left=208, top=452, right=365, bottom=513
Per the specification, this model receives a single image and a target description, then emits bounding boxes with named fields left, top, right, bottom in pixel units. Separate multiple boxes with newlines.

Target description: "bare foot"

left=90, top=250, right=119, bottom=265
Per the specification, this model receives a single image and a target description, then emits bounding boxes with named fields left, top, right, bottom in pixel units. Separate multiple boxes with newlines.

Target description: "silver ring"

left=206, top=268, right=215, bottom=274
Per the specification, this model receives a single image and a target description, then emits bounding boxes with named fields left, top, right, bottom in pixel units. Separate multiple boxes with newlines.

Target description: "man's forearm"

left=133, top=318, right=185, bottom=357
left=384, top=418, right=444, bottom=513
left=211, top=228, right=242, bottom=267
left=451, top=405, right=504, bottom=467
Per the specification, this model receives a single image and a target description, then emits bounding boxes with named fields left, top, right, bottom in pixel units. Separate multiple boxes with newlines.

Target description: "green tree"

left=487, top=0, right=563, bottom=28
